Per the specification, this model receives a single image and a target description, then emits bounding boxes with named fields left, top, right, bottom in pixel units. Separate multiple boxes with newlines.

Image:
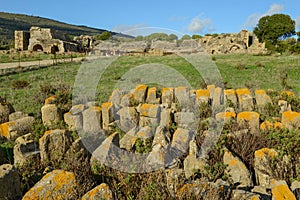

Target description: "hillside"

left=0, top=12, right=131, bottom=47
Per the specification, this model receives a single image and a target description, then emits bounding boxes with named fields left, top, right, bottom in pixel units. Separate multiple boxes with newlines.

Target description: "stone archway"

left=51, top=45, right=59, bottom=54
left=33, top=44, right=43, bottom=52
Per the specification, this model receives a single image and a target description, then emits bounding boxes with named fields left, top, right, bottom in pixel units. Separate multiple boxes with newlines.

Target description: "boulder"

left=174, top=87, right=191, bottom=111
left=39, top=129, right=73, bottom=163
left=0, top=116, right=35, bottom=140
left=0, top=164, right=22, bottom=200
left=9, top=111, right=28, bottom=121
left=236, top=88, right=254, bottom=111
left=41, top=104, right=62, bottom=128
left=146, top=87, right=160, bottom=104
left=14, top=133, right=40, bottom=167
left=161, top=88, right=174, bottom=108
left=133, top=84, right=148, bottom=103
left=81, top=183, right=114, bottom=200
left=118, top=107, right=138, bottom=132
left=22, top=170, right=76, bottom=200
left=82, top=106, right=102, bottom=134
left=271, top=180, right=296, bottom=200
left=0, top=100, right=14, bottom=124
left=223, top=149, right=253, bottom=188
left=64, top=112, right=83, bottom=131
left=254, top=148, right=278, bottom=188
left=165, top=168, right=185, bottom=197
left=237, top=111, right=259, bottom=132
left=281, top=111, right=300, bottom=129
left=101, top=102, right=114, bottom=131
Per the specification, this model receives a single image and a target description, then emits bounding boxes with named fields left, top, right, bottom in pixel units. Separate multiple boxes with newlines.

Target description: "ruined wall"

left=14, top=31, right=30, bottom=51
left=199, top=30, right=267, bottom=55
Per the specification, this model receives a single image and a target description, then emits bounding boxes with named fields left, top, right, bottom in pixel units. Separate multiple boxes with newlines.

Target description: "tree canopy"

left=254, top=14, right=296, bottom=44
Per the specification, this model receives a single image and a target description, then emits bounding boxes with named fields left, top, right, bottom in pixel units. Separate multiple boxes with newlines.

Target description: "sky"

left=1, top=0, right=299, bottom=36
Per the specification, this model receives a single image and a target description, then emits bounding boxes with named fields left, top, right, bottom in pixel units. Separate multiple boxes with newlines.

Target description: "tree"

left=297, top=31, right=300, bottom=43
left=94, top=31, right=112, bottom=40
left=167, top=34, right=178, bottom=41
left=254, top=14, right=296, bottom=44
left=181, top=35, right=191, bottom=40
left=192, top=34, right=202, bottom=39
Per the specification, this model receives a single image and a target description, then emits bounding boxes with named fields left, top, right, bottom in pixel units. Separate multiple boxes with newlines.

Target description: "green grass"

left=0, top=53, right=300, bottom=116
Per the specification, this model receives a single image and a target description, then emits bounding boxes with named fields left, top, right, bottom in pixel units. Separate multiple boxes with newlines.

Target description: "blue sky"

left=1, top=0, right=299, bottom=36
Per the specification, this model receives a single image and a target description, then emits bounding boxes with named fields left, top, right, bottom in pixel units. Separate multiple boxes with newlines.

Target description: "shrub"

left=12, top=80, right=30, bottom=89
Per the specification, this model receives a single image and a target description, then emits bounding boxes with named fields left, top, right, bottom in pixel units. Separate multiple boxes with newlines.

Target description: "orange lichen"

left=0, top=122, right=14, bottom=138
left=260, top=121, right=282, bottom=130
left=206, top=84, right=215, bottom=91
left=90, top=106, right=102, bottom=112
left=224, top=89, right=235, bottom=95
left=216, top=112, right=236, bottom=120
left=162, top=88, right=173, bottom=94
left=254, top=148, right=277, bottom=160
left=196, top=89, right=210, bottom=99
left=271, top=184, right=296, bottom=200
left=237, top=111, right=259, bottom=121
left=135, top=84, right=147, bottom=91
left=255, top=89, right=266, bottom=95
left=140, top=103, right=158, bottom=117
left=45, top=96, right=57, bottom=104
left=102, top=102, right=113, bottom=109
left=282, top=111, right=300, bottom=122
left=236, top=88, right=251, bottom=96
left=281, top=91, right=294, bottom=97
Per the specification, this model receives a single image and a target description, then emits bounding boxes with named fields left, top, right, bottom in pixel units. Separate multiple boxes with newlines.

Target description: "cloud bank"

left=187, top=15, right=214, bottom=34
left=244, top=4, right=284, bottom=29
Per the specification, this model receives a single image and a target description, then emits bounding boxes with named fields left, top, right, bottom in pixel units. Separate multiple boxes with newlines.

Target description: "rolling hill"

left=0, top=12, right=131, bottom=48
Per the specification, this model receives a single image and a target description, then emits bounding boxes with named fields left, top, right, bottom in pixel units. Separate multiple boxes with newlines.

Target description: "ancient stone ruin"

left=14, top=27, right=93, bottom=53
left=0, top=85, right=299, bottom=199
left=199, top=30, right=267, bottom=55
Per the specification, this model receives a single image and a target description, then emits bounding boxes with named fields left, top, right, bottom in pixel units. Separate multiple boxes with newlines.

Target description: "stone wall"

left=14, top=31, right=30, bottom=51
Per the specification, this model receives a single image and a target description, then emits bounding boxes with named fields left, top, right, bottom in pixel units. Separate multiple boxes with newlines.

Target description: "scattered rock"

left=22, top=170, right=76, bottom=200
left=81, top=183, right=114, bottom=200
left=0, top=164, right=22, bottom=200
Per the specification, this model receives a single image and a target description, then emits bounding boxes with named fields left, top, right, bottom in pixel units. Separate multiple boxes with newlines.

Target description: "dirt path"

left=0, top=57, right=85, bottom=69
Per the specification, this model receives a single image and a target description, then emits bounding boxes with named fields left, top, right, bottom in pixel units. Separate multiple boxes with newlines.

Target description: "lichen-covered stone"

left=231, top=189, right=261, bottom=200
left=119, top=127, right=137, bottom=151
left=139, top=103, right=161, bottom=118
left=22, top=170, right=76, bottom=200
left=174, top=87, right=191, bottom=111
left=109, top=88, right=123, bottom=105
left=82, top=183, right=113, bottom=200
left=207, top=84, right=215, bottom=98
left=236, top=88, right=254, bottom=111
left=161, top=88, right=174, bottom=108
left=281, top=111, right=300, bottom=129
left=0, top=116, right=35, bottom=140
left=64, top=112, right=83, bottom=131
left=255, top=89, right=272, bottom=112
left=196, top=89, right=210, bottom=104
left=14, top=135, right=39, bottom=167
left=39, top=129, right=73, bottom=164
left=271, top=180, right=296, bottom=200
left=0, top=101, right=14, bottom=124
left=215, top=112, right=236, bottom=122
left=152, top=125, right=170, bottom=148
left=0, top=164, right=22, bottom=200
left=44, top=96, right=57, bottom=105
left=41, top=104, right=62, bottom=128
left=160, top=108, right=172, bottom=128
left=82, top=106, right=102, bottom=134
left=133, top=84, right=148, bottom=103
left=166, top=168, right=185, bottom=197
left=146, top=87, right=160, bottom=104
left=224, top=89, right=237, bottom=108
left=9, top=111, right=28, bottom=121
left=260, top=120, right=282, bottom=130
left=212, top=87, right=223, bottom=108
left=254, top=148, right=278, bottom=188
left=69, top=104, right=85, bottom=115
left=170, top=128, right=193, bottom=157
left=237, top=111, right=259, bottom=131
left=118, top=107, right=138, bottom=132
left=223, top=149, right=252, bottom=188
left=101, top=102, right=114, bottom=131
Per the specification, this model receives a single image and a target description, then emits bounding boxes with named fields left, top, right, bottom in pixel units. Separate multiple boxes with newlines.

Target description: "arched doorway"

left=33, top=44, right=43, bottom=52
left=51, top=45, right=59, bottom=54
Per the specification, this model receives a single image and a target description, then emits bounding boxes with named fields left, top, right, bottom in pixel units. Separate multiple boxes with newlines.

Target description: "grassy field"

left=0, top=53, right=299, bottom=116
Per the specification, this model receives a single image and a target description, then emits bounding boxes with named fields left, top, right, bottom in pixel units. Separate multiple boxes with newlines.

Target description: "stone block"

left=196, top=89, right=210, bottom=104
left=118, top=107, right=138, bottom=132
left=255, top=89, right=272, bottom=112
left=41, top=104, right=62, bottom=128
left=215, top=112, right=236, bottom=122
left=139, top=103, right=161, bottom=118
left=64, top=112, right=83, bottom=131
left=174, top=87, right=191, bottom=111
left=0, top=164, right=22, bottom=200
left=281, top=111, right=300, bottom=129
left=237, top=111, right=259, bottom=131
left=82, top=106, right=102, bottom=134
left=82, top=183, right=114, bottom=200
left=236, top=88, right=254, bottom=111
left=224, top=89, right=237, bottom=108
left=133, top=84, right=148, bottom=103
left=101, top=102, right=114, bottom=131
left=146, top=87, right=160, bottom=104
left=162, top=88, right=174, bottom=108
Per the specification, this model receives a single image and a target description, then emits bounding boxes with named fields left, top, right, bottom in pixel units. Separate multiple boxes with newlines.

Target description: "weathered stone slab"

left=22, top=170, right=76, bottom=200
left=237, top=111, right=259, bottom=131
left=271, top=180, right=296, bottom=200
left=236, top=88, right=254, bottom=111
left=224, top=89, right=237, bottom=108
left=146, top=87, right=160, bottom=104
left=118, top=107, right=138, bottom=132
left=9, top=111, right=28, bottom=121
left=174, top=112, right=196, bottom=129
left=281, top=111, right=300, bottom=129
left=41, top=104, right=62, bottom=128
left=255, top=89, right=272, bottom=112
left=170, top=128, right=193, bottom=157
left=0, top=164, right=22, bottom=200
left=82, top=183, right=114, bottom=200
left=174, top=87, right=191, bottom=111
left=215, top=112, right=236, bottom=122
left=139, top=103, right=161, bottom=118
left=83, top=106, right=102, bottom=134
left=161, top=88, right=174, bottom=108
left=102, top=102, right=114, bottom=131
left=196, top=89, right=210, bottom=104
left=64, top=112, right=83, bottom=131
left=133, top=84, right=148, bottom=103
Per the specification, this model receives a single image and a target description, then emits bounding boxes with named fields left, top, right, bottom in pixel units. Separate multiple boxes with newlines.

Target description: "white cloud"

left=112, top=24, right=147, bottom=36
left=296, top=16, right=300, bottom=30
left=187, top=16, right=214, bottom=33
left=243, top=4, right=284, bottom=29
left=168, top=16, right=188, bottom=22
left=266, top=4, right=284, bottom=15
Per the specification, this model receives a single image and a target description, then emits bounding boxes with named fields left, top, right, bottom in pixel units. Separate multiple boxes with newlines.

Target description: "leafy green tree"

left=94, top=31, right=112, bottom=40
left=254, top=14, right=296, bottom=44
left=181, top=35, right=191, bottom=40
left=135, top=35, right=144, bottom=41
left=192, top=34, right=202, bottom=39
left=167, top=34, right=178, bottom=41
left=297, top=31, right=300, bottom=43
